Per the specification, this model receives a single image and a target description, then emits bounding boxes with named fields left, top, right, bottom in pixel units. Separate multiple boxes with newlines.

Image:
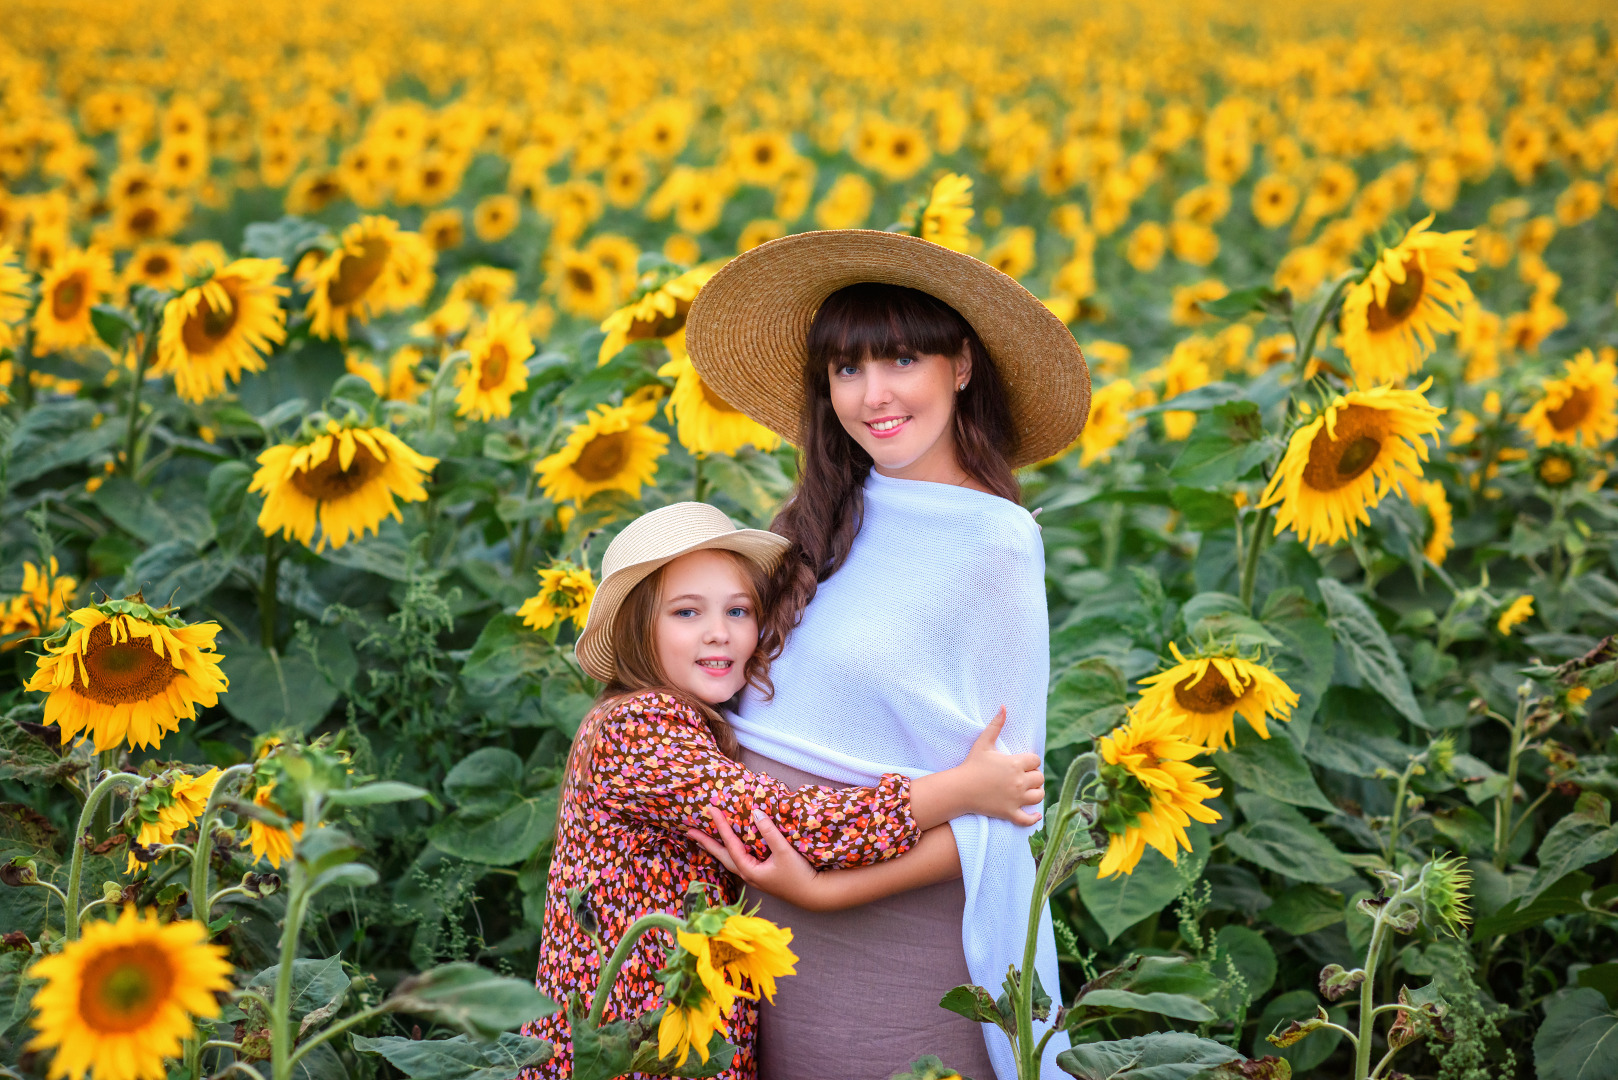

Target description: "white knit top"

left=730, top=468, right=1065, bottom=1078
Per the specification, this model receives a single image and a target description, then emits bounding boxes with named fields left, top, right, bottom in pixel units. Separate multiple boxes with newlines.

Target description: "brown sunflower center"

left=290, top=443, right=385, bottom=500
left=753, top=144, right=775, bottom=165
left=573, top=431, right=631, bottom=481
left=1546, top=386, right=1592, bottom=431
left=479, top=344, right=511, bottom=390
left=1302, top=404, right=1389, bottom=491
left=73, top=624, right=180, bottom=705
left=78, top=945, right=175, bottom=1033
left=1539, top=455, right=1575, bottom=485
left=180, top=284, right=241, bottom=355
left=326, top=237, right=392, bottom=306
left=1365, top=255, right=1426, bottom=332
left=142, top=254, right=174, bottom=277
left=128, top=206, right=159, bottom=237
left=708, top=939, right=745, bottom=967
left=567, top=266, right=599, bottom=294
left=53, top=273, right=88, bottom=320
left=1173, top=665, right=1241, bottom=714
left=699, top=377, right=740, bottom=413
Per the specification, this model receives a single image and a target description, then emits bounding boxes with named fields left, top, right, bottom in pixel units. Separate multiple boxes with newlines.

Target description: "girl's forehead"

left=662, top=548, right=749, bottom=586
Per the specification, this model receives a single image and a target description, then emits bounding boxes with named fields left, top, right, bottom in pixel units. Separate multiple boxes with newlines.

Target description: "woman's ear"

left=954, top=339, right=973, bottom=391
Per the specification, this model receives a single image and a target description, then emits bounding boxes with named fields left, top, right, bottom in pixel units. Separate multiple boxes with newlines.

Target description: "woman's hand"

left=955, top=707, right=1045, bottom=825
left=686, top=805, right=830, bottom=907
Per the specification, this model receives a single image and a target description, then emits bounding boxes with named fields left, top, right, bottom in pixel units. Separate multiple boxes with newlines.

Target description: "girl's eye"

left=727, top=606, right=750, bottom=618
left=672, top=608, right=698, bottom=618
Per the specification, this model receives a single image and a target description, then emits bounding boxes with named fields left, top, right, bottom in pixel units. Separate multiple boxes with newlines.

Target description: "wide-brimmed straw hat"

left=574, top=501, right=791, bottom=683
left=684, top=229, right=1091, bottom=468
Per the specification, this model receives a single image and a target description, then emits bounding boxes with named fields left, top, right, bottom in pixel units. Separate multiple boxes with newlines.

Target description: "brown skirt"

left=738, top=749, right=998, bottom=1080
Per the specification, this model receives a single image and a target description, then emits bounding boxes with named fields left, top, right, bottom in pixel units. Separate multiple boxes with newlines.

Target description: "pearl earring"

left=958, top=382, right=967, bottom=391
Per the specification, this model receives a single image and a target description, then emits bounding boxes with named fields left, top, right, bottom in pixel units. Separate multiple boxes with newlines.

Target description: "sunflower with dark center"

left=250, top=421, right=439, bottom=551
left=26, top=907, right=232, bottom=1080
left=1134, top=642, right=1300, bottom=751
left=154, top=257, right=287, bottom=403
left=1095, top=704, right=1223, bottom=878
left=550, top=248, right=617, bottom=318
left=596, top=262, right=717, bottom=365
left=24, top=599, right=228, bottom=752
left=123, top=243, right=185, bottom=290
left=455, top=303, right=534, bottom=420
left=534, top=398, right=669, bottom=507
left=1519, top=348, right=1618, bottom=448
left=31, top=246, right=114, bottom=355
left=518, top=561, right=595, bottom=632
left=1260, top=380, right=1446, bottom=549
left=1338, top=214, right=1476, bottom=385
left=656, top=331, right=781, bottom=457
left=303, top=215, right=415, bottom=341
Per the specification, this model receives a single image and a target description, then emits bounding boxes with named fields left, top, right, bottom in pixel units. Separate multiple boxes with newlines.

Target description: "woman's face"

left=654, top=549, right=759, bottom=704
left=827, top=347, right=972, bottom=481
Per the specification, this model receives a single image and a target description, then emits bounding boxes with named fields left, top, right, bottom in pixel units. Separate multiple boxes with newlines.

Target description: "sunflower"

left=126, top=767, right=223, bottom=873
left=453, top=304, right=533, bottom=421
left=122, top=243, right=185, bottom=292
left=517, top=562, right=595, bottom=632
left=814, top=173, right=875, bottom=231
left=154, top=258, right=288, bottom=403
left=1095, top=705, right=1223, bottom=879
left=249, top=422, right=439, bottom=551
left=657, top=335, right=782, bottom=457
left=449, top=266, right=518, bottom=309
left=31, top=246, right=115, bottom=356
left=535, top=400, right=669, bottom=507
left=1339, top=215, right=1476, bottom=385
left=26, top=907, right=232, bottom=1080
left=0, top=557, right=77, bottom=648
left=694, top=914, right=798, bottom=1003
left=657, top=995, right=729, bottom=1068
left=421, top=208, right=465, bottom=251
left=1496, top=594, right=1534, bottom=637
left=1134, top=642, right=1299, bottom=751
left=1410, top=479, right=1454, bottom=565
left=1074, top=378, right=1140, bottom=467
left=345, top=345, right=426, bottom=402
left=304, top=215, right=417, bottom=342
left=472, top=194, right=521, bottom=242
left=24, top=600, right=228, bottom=753
left=1518, top=349, right=1618, bottom=448
left=548, top=249, right=617, bottom=319
left=1259, top=380, right=1446, bottom=549
left=1159, top=337, right=1212, bottom=441
left=920, top=173, right=973, bottom=252
left=1251, top=174, right=1299, bottom=228
left=246, top=780, right=302, bottom=868
left=1125, top=222, right=1166, bottom=272
left=597, top=263, right=719, bottom=365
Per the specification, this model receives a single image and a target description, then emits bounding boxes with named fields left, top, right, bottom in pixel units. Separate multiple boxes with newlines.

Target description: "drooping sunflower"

left=246, top=780, right=302, bottom=868
left=535, top=400, right=670, bottom=506
left=1339, top=215, right=1476, bottom=385
left=920, top=173, right=974, bottom=252
left=26, top=907, right=232, bottom=1080
left=1518, top=349, right=1618, bottom=448
left=1134, top=642, right=1300, bottom=751
left=657, top=994, right=729, bottom=1068
left=597, top=263, right=719, bottom=365
left=657, top=334, right=782, bottom=457
left=1496, top=594, right=1534, bottom=637
left=693, top=913, right=798, bottom=1003
left=154, top=258, right=288, bottom=403
left=0, top=557, right=77, bottom=648
left=304, top=215, right=418, bottom=342
left=517, top=562, right=596, bottom=633
left=1095, top=705, right=1223, bottom=879
left=1259, top=380, right=1446, bottom=549
left=24, top=600, right=228, bottom=753
left=126, top=767, right=223, bottom=873
left=454, top=304, right=534, bottom=421
left=1410, top=479, right=1454, bottom=565
left=31, top=246, right=115, bottom=356
left=249, top=421, right=439, bottom=552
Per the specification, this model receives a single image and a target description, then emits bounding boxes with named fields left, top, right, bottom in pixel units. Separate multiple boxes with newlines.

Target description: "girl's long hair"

left=764, top=282, right=1021, bottom=644
left=567, top=549, right=777, bottom=788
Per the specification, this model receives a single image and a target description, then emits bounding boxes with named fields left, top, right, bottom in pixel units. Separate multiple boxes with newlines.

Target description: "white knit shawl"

left=730, top=468, right=1066, bottom=1079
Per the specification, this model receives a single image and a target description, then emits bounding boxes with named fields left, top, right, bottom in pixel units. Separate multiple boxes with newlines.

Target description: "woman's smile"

left=865, top=414, right=911, bottom=438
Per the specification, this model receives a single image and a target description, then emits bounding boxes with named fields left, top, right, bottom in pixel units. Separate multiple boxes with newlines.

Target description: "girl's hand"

left=956, top=706, right=1045, bottom=826
left=686, top=805, right=825, bottom=905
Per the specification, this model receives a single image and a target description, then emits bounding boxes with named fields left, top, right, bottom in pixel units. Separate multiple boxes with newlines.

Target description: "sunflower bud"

left=100, top=881, right=123, bottom=902
left=1427, top=734, right=1456, bottom=775
left=1419, top=854, right=1472, bottom=937
left=1, top=856, right=38, bottom=887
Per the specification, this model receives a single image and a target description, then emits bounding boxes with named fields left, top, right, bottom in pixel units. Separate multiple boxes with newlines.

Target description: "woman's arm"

left=687, top=806, right=961, bottom=912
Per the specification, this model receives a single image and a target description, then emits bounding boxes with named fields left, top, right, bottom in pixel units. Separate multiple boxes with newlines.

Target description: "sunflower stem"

left=65, top=771, right=141, bottom=940
left=1354, top=904, right=1391, bottom=1080
left=270, top=838, right=311, bottom=1080
left=586, top=912, right=684, bottom=1028
left=191, top=763, right=253, bottom=928
left=1238, top=505, right=1272, bottom=612
left=1492, top=690, right=1532, bottom=870
left=12, top=326, right=32, bottom=410
left=121, top=323, right=158, bottom=478
left=693, top=454, right=705, bottom=503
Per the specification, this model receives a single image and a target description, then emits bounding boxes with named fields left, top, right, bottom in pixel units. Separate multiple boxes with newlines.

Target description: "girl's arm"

left=687, top=806, right=963, bottom=911
left=591, top=696, right=1042, bottom=872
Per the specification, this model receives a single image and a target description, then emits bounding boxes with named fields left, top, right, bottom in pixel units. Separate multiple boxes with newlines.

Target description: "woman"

left=685, top=230, right=1090, bottom=1080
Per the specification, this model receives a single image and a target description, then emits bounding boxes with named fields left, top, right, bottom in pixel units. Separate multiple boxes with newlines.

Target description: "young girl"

left=522, top=501, right=1046, bottom=1079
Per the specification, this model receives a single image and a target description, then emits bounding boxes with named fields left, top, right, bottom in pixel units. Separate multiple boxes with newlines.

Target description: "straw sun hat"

left=684, top=229, right=1091, bottom=468
left=574, top=501, right=791, bottom=683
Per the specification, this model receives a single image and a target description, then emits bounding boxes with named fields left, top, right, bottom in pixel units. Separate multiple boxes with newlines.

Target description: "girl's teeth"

left=698, top=659, right=731, bottom=668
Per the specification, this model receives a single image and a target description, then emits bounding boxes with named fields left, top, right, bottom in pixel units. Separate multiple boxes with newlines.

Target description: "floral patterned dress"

left=520, top=690, right=923, bottom=1080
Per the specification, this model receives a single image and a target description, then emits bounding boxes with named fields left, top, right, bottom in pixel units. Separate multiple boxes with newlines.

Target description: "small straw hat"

left=684, top=229, right=1091, bottom=468
left=574, top=502, right=791, bottom=684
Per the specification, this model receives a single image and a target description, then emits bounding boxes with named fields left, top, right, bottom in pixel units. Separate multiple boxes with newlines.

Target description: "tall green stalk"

left=1354, top=908, right=1390, bottom=1080
left=65, top=772, right=141, bottom=940
left=586, top=912, right=682, bottom=1027
left=122, top=326, right=158, bottom=477
left=260, top=535, right=282, bottom=649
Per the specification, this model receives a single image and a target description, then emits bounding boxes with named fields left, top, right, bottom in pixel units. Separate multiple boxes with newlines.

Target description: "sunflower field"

left=3, top=0, right=1618, bottom=1077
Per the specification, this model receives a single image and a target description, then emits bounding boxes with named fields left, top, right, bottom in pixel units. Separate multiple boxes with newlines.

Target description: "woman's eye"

left=894, top=356, right=915, bottom=367
left=836, top=363, right=859, bottom=377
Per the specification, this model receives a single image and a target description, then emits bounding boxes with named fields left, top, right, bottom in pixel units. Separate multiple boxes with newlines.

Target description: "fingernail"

left=751, top=808, right=766, bottom=820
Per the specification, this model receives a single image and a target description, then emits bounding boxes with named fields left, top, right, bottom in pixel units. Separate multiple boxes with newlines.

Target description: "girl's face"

left=827, top=347, right=973, bottom=482
left=654, top=549, right=760, bottom=704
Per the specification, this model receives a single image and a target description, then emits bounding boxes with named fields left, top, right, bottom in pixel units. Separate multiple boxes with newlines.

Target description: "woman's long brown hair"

left=765, top=283, right=1021, bottom=644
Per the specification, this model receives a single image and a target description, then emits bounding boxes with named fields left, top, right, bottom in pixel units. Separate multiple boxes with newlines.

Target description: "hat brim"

left=685, top=229, right=1091, bottom=468
left=574, top=528, right=792, bottom=684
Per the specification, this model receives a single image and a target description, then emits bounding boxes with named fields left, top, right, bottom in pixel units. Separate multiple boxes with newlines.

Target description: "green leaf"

left=7, top=400, right=123, bottom=483
left=1261, top=587, right=1334, bottom=735
left=326, top=781, right=431, bottom=808
left=701, top=449, right=793, bottom=526
left=1518, top=793, right=1618, bottom=908
left=90, top=304, right=137, bottom=349
left=1216, top=725, right=1335, bottom=812
left=443, top=749, right=526, bottom=814
left=462, top=614, right=554, bottom=688
left=1318, top=579, right=1425, bottom=729
left=1197, top=286, right=1292, bottom=320
left=1170, top=486, right=1238, bottom=532
left=1079, top=824, right=1210, bottom=942
left=1071, top=989, right=1216, bottom=1022
left=1471, top=873, right=1594, bottom=939
left=1212, top=924, right=1277, bottom=1003
left=247, top=957, right=351, bottom=1021
left=352, top=1032, right=553, bottom=1080
left=1168, top=401, right=1272, bottom=487
left=1264, top=884, right=1346, bottom=935
left=219, top=640, right=344, bottom=734
left=1056, top=1033, right=1241, bottom=1079
left=242, top=215, right=328, bottom=264
left=386, top=963, right=558, bottom=1040
left=1135, top=382, right=1244, bottom=415
left=320, top=532, right=419, bottom=582
left=1578, top=964, right=1618, bottom=1009
left=1223, top=794, right=1352, bottom=884
left=1534, top=988, right=1618, bottom=1080
left=939, top=984, right=1013, bottom=1035
left=1046, top=658, right=1129, bottom=750
left=430, top=748, right=559, bottom=865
